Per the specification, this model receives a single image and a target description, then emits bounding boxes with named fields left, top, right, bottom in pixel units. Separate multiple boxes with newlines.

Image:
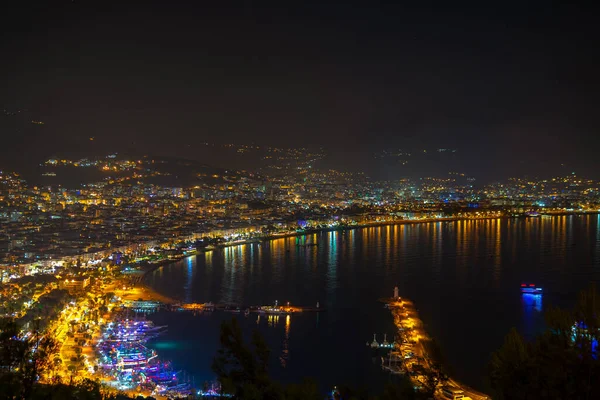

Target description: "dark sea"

left=143, top=215, right=600, bottom=393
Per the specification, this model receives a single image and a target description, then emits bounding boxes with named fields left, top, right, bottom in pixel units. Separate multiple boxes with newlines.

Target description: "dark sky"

left=1, top=1, right=599, bottom=181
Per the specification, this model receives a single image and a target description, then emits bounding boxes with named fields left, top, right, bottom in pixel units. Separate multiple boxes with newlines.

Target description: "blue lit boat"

left=521, top=283, right=543, bottom=294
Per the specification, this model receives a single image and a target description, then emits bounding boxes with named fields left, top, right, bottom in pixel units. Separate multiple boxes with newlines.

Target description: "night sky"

left=1, top=1, right=599, bottom=181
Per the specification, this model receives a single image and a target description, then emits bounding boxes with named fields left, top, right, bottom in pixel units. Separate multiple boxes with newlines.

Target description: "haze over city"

left=2, top=1, right=599, bottom=181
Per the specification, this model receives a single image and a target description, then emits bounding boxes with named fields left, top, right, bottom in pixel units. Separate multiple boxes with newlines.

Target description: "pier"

left=379, top=291, right=490, bottom=400
left=117, top=285, right=326, bottom=315
left=170, top=302, right=326, bottom=314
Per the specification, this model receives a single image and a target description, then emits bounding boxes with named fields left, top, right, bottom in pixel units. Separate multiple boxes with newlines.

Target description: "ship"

left=521, top=283, right=543, bottom=294
left=259, top=306, right=292, bottom=315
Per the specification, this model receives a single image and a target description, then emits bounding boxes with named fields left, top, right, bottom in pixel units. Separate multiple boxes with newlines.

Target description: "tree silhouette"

left=213, top=318, right=425, bottom=400
left=0, top=317, right=136, bottom=399
left=212, top=318, right=283, bottom=399
left=490, top=284, right=600, bottom=399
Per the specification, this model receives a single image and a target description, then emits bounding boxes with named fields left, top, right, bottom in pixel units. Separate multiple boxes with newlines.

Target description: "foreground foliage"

left=13, top=283, right=600, bottom=400
left=0, top=317, right=136, bottom=400
left=212, top=318, right=432, bottom=400
left=490, top=285, right=600, bottom=399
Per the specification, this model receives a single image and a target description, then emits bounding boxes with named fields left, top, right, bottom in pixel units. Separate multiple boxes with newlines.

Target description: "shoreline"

left=134, top=217, right=495, bottom=286
left=205, top=216, right=496, bottom=251
left=204, top=212, right=599, bottom=251
left=116, top=278, right=180, bottom=305
left=136, top=212, right=598, bottom=290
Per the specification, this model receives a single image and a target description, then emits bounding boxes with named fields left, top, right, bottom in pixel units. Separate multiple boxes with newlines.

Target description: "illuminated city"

left=1, top=150, right=600, bottom=398
left=3, top=2, right=600, bottom=400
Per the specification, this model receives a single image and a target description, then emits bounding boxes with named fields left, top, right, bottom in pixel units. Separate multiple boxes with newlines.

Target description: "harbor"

left=136, top=216, right=597, bottom=395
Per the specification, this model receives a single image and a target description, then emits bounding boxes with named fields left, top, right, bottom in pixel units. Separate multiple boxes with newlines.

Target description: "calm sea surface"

left=144, top=215, right=600, bottom=392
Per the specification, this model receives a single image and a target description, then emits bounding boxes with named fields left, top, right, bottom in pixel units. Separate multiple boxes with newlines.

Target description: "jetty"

left=116, top=286, right=326, bottom=315
left=379, top=289, right=490, bottom=400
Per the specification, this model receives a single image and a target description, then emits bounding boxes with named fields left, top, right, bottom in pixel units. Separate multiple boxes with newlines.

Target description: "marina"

left=102, top=294, right=326, bottom=396
left=96, top=315, right=193, bottom=397
left=115, top=283, right=498, bottom=398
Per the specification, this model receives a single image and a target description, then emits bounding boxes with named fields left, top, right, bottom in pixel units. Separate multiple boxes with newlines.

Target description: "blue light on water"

left=522, top=293, right=542, bottom=313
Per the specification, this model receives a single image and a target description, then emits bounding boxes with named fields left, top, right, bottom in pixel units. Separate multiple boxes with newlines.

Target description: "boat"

left=521, top=283, right=543, bottom=294
left=145, top=363, right=178, bottom=383
left=370, top=333, right=379, bottom=348
left=258, top=306, right=292, bottom=315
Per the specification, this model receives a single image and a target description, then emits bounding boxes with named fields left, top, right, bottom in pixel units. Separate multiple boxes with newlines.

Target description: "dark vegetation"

left=212, top=318, right=433, bottom=400
left=0, top=318, right=138, bottom=400
left=489, top=284, right=600, bottom=399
